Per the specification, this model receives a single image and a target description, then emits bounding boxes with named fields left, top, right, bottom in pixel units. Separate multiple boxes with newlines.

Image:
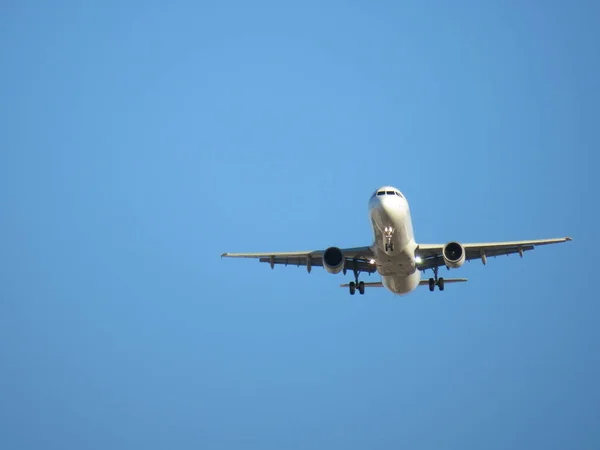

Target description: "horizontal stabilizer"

left=340, top=279, right=468, bottom=289
left=419, top=278, right=468, bottom=285
left=340, top=282, right=384, bottom=288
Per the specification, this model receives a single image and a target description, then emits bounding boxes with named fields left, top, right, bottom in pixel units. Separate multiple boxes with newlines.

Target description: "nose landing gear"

left=384, top=227, right=394, bottom=252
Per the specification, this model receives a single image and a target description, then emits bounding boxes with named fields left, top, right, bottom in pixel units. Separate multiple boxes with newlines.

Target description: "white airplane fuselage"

left=368, top=189, right=421, bottom=295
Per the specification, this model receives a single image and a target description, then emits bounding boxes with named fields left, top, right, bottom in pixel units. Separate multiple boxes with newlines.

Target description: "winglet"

left=565, top=237, right=573, bottom=241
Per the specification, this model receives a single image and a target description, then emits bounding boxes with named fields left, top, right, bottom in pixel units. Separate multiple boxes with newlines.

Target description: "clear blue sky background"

left=1, top=1, right=597, bottom=449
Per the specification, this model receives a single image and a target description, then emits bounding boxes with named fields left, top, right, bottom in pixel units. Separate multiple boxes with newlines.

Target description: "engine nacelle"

left=442, top=241, right=466, bottom=268
left=323, top=246, right=345, bottom=274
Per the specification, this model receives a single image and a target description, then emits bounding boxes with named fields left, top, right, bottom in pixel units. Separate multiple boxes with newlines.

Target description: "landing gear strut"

left=349, top=268, right=365, bottom=295
left=384, top=227, right=394, bottom=252
left=428, top=266, right=445, bottom=292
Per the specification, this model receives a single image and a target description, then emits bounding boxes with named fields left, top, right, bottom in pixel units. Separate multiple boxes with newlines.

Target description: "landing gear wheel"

left=358, top=281, right=365, bottom=295
left=428, top=278, right=435, bottom=292
left=349, top=282, right=356, bottom=295
left=438, top=277, right=445, bottom=291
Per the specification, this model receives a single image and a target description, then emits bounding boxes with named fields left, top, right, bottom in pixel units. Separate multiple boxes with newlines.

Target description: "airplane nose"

left=380, top=195, right=397, bottom=207
left=380, top=195, right=406, bottom=216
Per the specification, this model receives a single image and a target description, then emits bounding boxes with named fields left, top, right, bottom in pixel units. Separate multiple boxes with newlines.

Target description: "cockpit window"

left=374, top=189, right=404, bottom=198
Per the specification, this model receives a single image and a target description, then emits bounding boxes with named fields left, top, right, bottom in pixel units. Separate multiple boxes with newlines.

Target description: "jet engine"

left=442, top=241, right=466, bottom=268
left=323, top=246, right=345, bottom=274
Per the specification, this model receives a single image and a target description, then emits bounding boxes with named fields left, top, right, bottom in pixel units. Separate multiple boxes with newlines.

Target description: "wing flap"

left=260, top=256, right=377, bottom=274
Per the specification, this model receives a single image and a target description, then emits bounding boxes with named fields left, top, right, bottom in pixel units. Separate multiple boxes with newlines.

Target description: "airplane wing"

left=416, top=237, right=572, bottom=271
left=221, top=246, right=377, bottom=274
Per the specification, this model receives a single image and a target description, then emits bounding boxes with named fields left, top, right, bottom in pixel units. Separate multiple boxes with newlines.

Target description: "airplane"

left=221, top=186, right=572, bottom=296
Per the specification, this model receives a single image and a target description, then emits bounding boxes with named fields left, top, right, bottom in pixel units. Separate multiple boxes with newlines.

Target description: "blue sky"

left=1, top=1, right=598, bottom=449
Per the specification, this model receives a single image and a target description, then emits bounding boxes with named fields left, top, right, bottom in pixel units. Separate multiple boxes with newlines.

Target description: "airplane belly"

left=381, top=271, right=421, bottom=295
left=375, top=245, right=418, bottom=276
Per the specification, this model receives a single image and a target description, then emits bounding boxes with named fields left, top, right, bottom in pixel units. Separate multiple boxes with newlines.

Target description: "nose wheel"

left=428, top=267, right=445, bottom=292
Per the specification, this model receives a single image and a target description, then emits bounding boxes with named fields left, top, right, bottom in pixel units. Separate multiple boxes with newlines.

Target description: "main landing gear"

left=349, top=268, right=365, bottom=295
left=428, top=266, right=445, bottom=292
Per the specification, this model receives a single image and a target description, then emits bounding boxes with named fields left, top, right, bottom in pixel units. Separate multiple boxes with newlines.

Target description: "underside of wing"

left=416, top=236, right=572, bottom=271
left=221, top=245, right=377, bottom=274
